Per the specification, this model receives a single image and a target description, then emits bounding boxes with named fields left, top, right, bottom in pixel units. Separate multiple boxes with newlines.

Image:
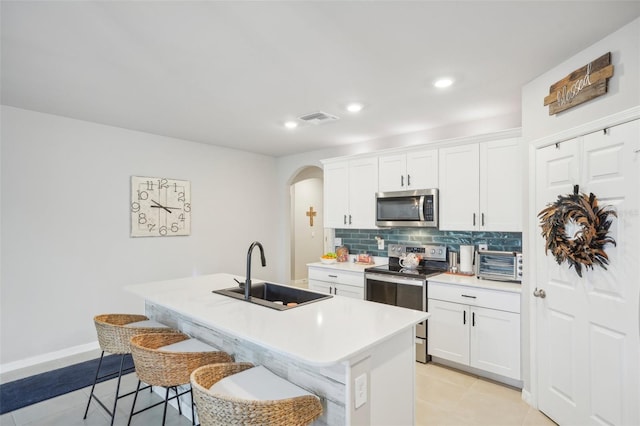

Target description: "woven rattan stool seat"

left=84, top=314, right=174, bottom=426
left=190, top=363, right=323, bottom=426
left=94, top=313, right=172, bottom=354
left=128, top=332, right=233, bottom=426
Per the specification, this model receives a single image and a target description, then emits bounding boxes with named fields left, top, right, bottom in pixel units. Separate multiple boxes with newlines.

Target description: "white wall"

left=0, top=106, right=280, bottom=367
left=522, top=18, right=640, bottom=142
left=520, top=17, right=640, bottom=401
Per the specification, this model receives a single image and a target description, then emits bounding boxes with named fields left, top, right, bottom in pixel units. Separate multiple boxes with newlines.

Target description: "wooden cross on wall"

left=306, top=206, right=317, bottom=227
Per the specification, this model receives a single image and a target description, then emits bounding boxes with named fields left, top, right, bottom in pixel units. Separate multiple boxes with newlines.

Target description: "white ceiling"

left=2, top=1, right=640, bottom=157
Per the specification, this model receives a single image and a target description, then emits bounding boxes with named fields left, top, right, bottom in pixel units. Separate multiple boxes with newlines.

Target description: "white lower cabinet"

left=427, top=281, right=521, bottom=381
left=308, top=266, right=364, bottom=299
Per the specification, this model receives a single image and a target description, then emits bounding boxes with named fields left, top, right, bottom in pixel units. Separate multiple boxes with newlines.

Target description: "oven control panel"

left=388, top=244, right=447, bottom=261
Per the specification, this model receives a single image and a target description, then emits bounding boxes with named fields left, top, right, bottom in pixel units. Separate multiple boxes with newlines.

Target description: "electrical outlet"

left=478, top=243, right=488, bottom=251
left=334, top=237, right=342, bottom=247
left=377, top=239, right=385, bottom=250
left=354, top=373, right=367, bottom=408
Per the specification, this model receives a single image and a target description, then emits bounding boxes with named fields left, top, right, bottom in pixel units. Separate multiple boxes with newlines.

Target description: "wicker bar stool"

left=190, top=363, right=323, bottom=426
left=83, top=314, right=174, bottom=426
left=128, top=332, right=233, bottom=426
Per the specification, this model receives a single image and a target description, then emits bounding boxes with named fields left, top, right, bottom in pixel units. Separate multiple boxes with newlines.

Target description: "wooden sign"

left=544, top=52, right=614, bottom=115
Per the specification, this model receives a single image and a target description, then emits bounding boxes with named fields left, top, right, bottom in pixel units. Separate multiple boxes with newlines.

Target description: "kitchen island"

left=126, top=273, right=428, bottom=425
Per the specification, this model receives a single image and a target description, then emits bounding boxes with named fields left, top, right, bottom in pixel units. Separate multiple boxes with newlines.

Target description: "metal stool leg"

left=108, top=354, right=127, bottom=426
left=127, top=380, right=142, bottom=426
left=83, top=351, right=106, bottom=419
left=83, top=353, right=137, bottom=424
left=190, top=386, right=196, bottom=426
left=162, top=387, right=171, bottom=426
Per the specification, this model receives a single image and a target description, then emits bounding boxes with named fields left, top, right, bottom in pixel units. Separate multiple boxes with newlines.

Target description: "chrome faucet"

left=245, top=241, right=266, bottom=301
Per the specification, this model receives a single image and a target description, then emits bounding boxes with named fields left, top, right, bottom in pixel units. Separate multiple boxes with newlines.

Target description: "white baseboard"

left=0, top=341, right=100, bottom=375
left=521, top=388, right=536, bottom=408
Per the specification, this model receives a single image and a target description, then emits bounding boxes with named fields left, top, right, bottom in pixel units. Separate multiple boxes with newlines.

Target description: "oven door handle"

left=365, top=273, right=425, bottom=286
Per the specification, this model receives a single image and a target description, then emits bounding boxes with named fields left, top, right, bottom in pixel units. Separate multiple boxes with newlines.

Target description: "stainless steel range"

left=365, top=244, right=448, bottom=363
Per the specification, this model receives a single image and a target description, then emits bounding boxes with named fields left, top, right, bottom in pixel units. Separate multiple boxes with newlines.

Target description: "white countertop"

left=306, top=261, right=382, bottom=272
left=126, top=273, right=427, bottom=367
left=429, top=273, right=522, bottom=293
left=307, top=255, right=388, bottom=272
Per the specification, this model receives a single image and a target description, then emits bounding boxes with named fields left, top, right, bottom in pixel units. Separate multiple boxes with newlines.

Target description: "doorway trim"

left=288, top=165, right=324, bottom=286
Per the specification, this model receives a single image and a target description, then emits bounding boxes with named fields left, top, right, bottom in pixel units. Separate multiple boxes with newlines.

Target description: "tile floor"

left=1, top=352, right=557, bottom=426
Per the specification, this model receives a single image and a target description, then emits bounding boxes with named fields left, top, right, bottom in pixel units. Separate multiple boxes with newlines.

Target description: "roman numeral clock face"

left=130, top=176, right=191, bottom=237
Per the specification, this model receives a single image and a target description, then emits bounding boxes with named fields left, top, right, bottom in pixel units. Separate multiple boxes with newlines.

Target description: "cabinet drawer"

left=428, top=282, right=520, bottom=313
left=308, top=268, right=364, bottom=287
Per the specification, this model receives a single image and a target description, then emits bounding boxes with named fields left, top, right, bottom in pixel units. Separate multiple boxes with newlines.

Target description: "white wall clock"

left=130, top=176, right=191, bottom=237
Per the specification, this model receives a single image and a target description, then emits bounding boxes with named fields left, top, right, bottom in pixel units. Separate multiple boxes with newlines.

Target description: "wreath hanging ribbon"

left=538, top=185, right=617, bottom=277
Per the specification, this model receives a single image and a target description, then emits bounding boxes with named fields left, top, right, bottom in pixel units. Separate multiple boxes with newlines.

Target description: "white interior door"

left=534, top=120, right=640, bottom=425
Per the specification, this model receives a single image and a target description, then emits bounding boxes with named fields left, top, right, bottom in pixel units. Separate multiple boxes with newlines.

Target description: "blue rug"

left=0, top=354, right=135, bottom=414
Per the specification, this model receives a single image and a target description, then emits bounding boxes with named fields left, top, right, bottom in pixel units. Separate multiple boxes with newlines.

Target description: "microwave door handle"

left=419, top=196, right=425, bottom=221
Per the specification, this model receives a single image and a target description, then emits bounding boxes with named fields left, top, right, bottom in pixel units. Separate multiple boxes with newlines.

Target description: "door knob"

left=533, top=288, right=547, bottom=298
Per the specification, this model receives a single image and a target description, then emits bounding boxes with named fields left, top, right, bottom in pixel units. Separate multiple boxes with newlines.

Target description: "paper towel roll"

left=460, top=245, right=474, bottom=274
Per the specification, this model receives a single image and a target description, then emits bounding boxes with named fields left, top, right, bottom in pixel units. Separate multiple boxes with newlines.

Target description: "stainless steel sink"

left=212, top=282, right=332, bottom=310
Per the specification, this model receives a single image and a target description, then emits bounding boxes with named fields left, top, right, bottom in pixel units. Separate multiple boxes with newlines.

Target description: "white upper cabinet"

left=480, top=139, right=522, bottom=231
left=323, top=157, right=378, bottom=229
left=439, top=138, right=522, bottom=232
left=378, top=149, right=438, bottom=192
left=323, top=161, right=350, bottom=229
left=439, top=144, right=481, bottom=230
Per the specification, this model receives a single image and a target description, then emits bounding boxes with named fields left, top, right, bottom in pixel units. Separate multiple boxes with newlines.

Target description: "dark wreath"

left=538, top=186, right=617, bottom=277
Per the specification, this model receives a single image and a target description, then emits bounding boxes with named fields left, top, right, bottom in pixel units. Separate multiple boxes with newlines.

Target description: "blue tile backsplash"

left=334, top=228, right=522, bottom=257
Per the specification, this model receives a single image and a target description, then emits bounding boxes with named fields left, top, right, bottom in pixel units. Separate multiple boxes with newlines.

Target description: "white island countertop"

left=126, top=273, right=427, bottom=367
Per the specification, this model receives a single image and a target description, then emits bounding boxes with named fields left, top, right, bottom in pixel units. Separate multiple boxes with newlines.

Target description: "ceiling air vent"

left=298, top=111, right=340, bottom=125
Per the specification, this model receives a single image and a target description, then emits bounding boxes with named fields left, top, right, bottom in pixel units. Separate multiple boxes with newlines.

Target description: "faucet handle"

left=234, top=278, right=244, bottom=288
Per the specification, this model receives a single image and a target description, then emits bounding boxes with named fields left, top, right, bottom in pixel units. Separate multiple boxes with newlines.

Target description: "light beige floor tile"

left=416, top=398, right=476, bottom=426
left=9, top=389, right=93, bottom=426
left=417, top=363, right=478, bottom=388
left=0, top=413, right=17, bottom=426
left=416, top=371, right=471, bottom=411
left=469, top=376, right=524, bottom=403
left=522, top=407, right=558, bottom=426
left=455, top=386, right=530, bottom=426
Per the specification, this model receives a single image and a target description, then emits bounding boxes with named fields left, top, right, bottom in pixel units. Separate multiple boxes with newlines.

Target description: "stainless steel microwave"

left=375, top=189, right=438, bottom=227
left=476, top=250, right=523, bottom=282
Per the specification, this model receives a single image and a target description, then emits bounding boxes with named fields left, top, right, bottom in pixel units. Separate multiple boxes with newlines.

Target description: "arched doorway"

left=289, top=166, right=326, bottom=287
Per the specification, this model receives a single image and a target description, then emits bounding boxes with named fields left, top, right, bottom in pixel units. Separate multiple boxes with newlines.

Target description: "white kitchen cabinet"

left=378, top=149, right=438, bottom=192
left=427, top=280, right=521, bottom=381
left=308, top=266, right=364, bottom=299
left=323, top=157, right=378, bottom=229
left=439, top=138, right=522, bottom=231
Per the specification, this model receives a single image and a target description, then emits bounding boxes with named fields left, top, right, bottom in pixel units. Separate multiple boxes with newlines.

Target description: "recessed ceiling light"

left=346, top=103, right=363, bottom=113
left=434, top=78, right=454, bottom=88
left=284, top=121, right=298, bottom=129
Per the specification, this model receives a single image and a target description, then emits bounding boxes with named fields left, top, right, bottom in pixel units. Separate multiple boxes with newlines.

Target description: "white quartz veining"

left=429, top=273, right=522, bottom=293
left=126, top=273, right=427, bottom=366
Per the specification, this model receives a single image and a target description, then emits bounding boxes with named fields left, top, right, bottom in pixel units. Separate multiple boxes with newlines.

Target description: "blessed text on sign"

left=544, top=52, right=614, bottom=115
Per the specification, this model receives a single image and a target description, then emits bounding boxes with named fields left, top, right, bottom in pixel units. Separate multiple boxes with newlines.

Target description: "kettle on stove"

left=399, top=253, right=420, bottom=269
